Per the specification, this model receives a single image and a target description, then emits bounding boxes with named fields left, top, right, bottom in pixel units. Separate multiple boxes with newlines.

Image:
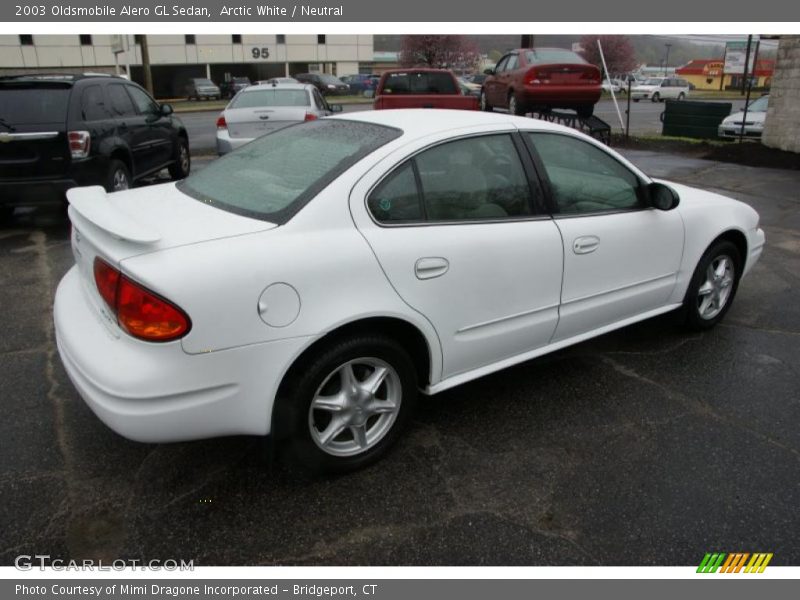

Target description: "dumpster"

left=660, top=100, right=733, bottom=139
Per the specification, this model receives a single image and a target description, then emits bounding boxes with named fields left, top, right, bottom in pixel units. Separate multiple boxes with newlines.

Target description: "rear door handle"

left=573, top=236, right=600, bottom=255
left=415, top=257, right=449, bottom=280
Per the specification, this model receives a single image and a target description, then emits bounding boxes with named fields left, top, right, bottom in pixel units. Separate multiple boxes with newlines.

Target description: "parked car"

left=215, top=82, right=342, bottom=155
left=259, top=77, right=299, bottom=85
left=55, top=109, right=764, bottom=472
left=294, top=73, right=350, bottom=96
left=468, top=73, right=488, bottom=86
left=481, top=48, right=602, bottom=117
left=0, top=73, right=190, bottom=217
left=219, top=76, right=251, bottom=99
left=373, top=69, right=479, bottom=111
left=185, top=78, right=221, bottom=100
left=602, top=79, right=625, bottom=94
left=718, top=94, right=769, bottom=139
left=630, top=77, right=690, bottom=102
left=339, top=74, right=377, bottom=94
left=458, top=77, right=482, bottom=95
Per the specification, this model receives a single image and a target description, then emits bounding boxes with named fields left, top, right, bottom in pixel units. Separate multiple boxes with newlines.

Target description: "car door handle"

left=415, top=257, right=449, bottom=280
left=573, top=236, right=600, bottom=255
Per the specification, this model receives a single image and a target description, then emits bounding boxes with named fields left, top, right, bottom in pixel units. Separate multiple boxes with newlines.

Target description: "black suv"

left=0, top=73, right=190, bottom=216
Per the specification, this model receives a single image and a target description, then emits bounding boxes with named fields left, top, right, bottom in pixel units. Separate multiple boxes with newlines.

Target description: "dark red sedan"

left=481, top=48, right=601, bottom=118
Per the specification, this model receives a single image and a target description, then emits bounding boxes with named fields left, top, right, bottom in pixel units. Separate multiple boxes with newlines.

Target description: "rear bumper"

left=0, top=157, right=106, bottom=206
left=519, top=85, right=601, bottom=107
left=54, top=266, right=314, bottom=443
left=216, top=130, right=253, bottom=155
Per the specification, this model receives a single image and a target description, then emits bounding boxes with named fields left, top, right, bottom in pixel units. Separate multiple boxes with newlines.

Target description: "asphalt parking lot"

left=1, top=145, right=798, bottom=566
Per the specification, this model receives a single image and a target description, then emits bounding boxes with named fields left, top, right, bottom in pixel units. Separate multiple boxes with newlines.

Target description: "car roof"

left=243, top=83, right=313, bottom=91
left=330, top=109, right=582, bottom=139
left=0, top=73, right=124, bottom=84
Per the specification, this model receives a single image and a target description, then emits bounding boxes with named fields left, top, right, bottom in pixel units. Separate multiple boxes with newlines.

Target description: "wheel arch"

left=271, top=315, right=436, bottom=439
left=710, top=228, right=748, bottom=274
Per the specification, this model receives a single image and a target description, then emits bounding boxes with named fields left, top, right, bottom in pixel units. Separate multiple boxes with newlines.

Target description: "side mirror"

left=648, top=182, right=679, bottom=210
left=484, top=68, right=495, bottom=75
left=160, top=103, right=174, bottom=116
left=329, top=104, right=343, bottom=113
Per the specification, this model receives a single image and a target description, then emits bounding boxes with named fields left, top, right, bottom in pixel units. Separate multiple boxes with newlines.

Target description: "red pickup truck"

left=373, top=69, right=479, bottom=111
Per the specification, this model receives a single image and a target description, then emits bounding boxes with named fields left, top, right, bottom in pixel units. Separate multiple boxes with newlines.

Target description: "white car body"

left=54, top=110, right=765, bottom=446
left=718, top=95, right=769, bottom=139
left=630, top=77, right=690, bottom=102
left=601, top=79, right=622, bottom=94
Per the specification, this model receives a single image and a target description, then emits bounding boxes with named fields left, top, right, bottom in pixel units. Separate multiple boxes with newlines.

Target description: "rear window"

left=0, top=84, right=70, bottom=125
left=381, top=72, right=458, bottom=95
left=524, top=49, right=587, bottom=65
left=177, top=119, right=402, bottom=223
left=230, top=89, right=310, bottom=108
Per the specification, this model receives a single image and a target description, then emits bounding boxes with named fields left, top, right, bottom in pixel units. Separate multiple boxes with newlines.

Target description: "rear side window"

left=106, top=84, right=136, bottom=117
left=177, top=119, right=402, bottom=223
left=80, top=84, right=109, bottom=121
left=381, top=72, right=457, bottom=95
left=0, top=84, right=70, bottom=125
left=230, top=89, right=310, bottom=108
left=368, top=134, right=536, bottom=224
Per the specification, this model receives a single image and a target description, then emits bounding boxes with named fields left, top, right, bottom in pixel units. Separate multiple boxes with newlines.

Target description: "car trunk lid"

left=224, top=107, right=308, bottom=139
left=66, top=182, right=276, bottom=323
left=532, top=63, right=600, bottom=86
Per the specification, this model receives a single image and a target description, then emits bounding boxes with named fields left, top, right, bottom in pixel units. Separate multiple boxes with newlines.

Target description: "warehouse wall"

left=763, top=36, right=800, bottom=154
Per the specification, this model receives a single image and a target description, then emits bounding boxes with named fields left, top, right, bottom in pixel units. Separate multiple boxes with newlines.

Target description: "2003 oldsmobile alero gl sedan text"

left=54, top=110, right=765, bottom=472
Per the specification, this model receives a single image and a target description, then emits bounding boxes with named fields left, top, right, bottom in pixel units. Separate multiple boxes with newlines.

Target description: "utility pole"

left=663, top=44, right=672, bottom=76
left=520, top=35, right=534, bottom=49
left=741, top=35, right=753, bottom=96
left=140, top=34, right=153, bottom=95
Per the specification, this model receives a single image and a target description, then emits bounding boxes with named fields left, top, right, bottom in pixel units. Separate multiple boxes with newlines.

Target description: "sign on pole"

left=724, top=38, right=759, bottom=74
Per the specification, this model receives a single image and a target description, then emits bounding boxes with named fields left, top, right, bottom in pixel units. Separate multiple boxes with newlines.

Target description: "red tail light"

left=304, top=112, right=318, bottom=121
left=93, top=257, right=190, bottom=342
left=526, top=68, right=549, bottom=85
left=68, top=130, right=91, bottom=159
left=216, top=114, right=227, bottom=130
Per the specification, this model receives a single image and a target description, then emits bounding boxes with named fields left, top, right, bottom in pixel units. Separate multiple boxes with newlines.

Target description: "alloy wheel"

left=697, top=255, right=734, bottom=320
left=112, top=169, right=129, bottom=191
left=308, top=357, right=402, bottom=457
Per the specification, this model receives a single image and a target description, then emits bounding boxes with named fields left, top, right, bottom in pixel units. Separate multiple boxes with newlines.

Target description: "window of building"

left=79, top=35, right=92, bottom=46
left=19, top=35, right=33, bottom=46
left=317, top=35, right=326, bottom=44
left=185, top=35, right=196, bottom=45
left=276, top=35, right=286, bottom=44
left=232, top=35, right=242, bottom=44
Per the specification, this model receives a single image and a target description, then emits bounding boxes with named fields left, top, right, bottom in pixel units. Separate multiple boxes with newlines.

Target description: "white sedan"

left=55, top=110, right=765, bottom=472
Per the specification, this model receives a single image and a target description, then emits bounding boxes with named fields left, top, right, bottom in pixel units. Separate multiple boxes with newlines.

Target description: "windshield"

left=644, top=78, right=664, bottom=85
left=746, top=96, right=769, bottom=112
left=195, top=79, right=215, bottom=86
left=524, top=49, right=587, bottom=65
left=230, top=89, right=310, bottom=108
left=320, top=75, right=342, bottom=84
left=0, top=84, right=70, bottom=125
left=178, top=120, right=402, bottom=223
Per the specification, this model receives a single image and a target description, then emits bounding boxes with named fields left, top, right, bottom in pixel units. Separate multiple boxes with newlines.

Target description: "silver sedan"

left=216, top=83, right=342, bottom=155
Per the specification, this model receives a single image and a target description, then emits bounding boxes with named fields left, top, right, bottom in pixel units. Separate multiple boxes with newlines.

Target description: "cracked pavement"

left=1, top=149, right=798, bottom=566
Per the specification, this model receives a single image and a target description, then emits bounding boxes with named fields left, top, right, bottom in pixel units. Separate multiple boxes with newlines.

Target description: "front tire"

left=683, top=240, right=741, bottom=330
left=652, top=92, right=661, bottom=103
left=677, top=92, right=686, bottom=101
left=576, top=104, right=594, bottom=118
left=480, top=89, right=493, bottom=112
left=277, top=334, right=418, bottom=473
left=168, top=137, right=191, bottom=180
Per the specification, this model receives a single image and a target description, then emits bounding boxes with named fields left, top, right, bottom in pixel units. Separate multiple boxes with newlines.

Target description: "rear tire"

left=652, top=92, right=661, bottom=103
left=168, top=137, right=191, bottom=180
left=677, top=92, right=686, bottom=101
left=275, top=334, right=418, bottom=474
left=508, top=92, right=526, bottom=116
left=105, top=159, right=131, bottom=193
left=683, top=240, right=742, bottom=331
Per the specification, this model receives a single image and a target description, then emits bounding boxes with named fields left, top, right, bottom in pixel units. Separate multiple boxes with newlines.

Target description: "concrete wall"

left=763, top=36, right=800, bottom=154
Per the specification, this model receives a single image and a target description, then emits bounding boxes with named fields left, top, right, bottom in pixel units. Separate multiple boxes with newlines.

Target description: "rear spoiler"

left=66, top=186, right=162, bottom=244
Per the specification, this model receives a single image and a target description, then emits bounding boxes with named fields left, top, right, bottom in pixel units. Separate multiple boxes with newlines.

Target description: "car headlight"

left=327, top=84, right=336, bottom=89
left=752, top=121, right=764, bottom=128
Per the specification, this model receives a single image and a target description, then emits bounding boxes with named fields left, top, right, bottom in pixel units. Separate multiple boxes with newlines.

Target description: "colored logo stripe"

left=697, top=552, right=773, bottom=573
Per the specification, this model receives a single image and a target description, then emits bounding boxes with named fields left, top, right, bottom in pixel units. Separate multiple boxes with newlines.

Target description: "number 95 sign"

left=251, top=47, right=271, bottom=59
